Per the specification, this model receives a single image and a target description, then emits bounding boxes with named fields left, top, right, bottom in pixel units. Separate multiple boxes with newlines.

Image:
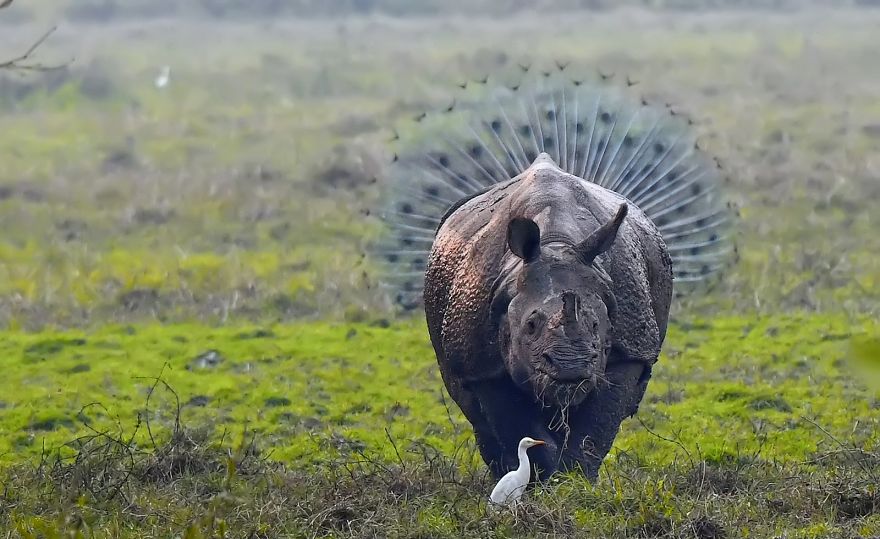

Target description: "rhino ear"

left=576, top=203, right=628, bottom=265
left=507, top=217, right=541, bottom=263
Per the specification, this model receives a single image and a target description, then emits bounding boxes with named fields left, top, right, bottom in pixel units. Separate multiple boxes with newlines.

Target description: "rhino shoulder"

left=604, top=202, right=673, bottom=364
left=425, top=185, right=516, bottom=381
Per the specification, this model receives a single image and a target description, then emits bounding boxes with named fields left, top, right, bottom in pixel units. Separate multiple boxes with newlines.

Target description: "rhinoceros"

left=375, top=64, right=730, bottom=480
left=423, top=154, right=673, bottom=480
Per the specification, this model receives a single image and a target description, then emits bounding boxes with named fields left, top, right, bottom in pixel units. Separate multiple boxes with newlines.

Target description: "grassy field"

left=1, top=6, right=880, bottom=538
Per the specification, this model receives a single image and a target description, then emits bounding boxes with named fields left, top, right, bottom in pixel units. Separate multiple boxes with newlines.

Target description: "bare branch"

left=0, top=26, right=66, bottom=71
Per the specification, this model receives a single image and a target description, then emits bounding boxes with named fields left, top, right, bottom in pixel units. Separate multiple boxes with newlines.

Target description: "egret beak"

left=533, top=440, right=546, bottom=446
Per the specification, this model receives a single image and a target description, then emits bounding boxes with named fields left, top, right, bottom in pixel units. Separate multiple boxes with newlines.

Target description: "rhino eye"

left=592, top=320, right=599, bottom=332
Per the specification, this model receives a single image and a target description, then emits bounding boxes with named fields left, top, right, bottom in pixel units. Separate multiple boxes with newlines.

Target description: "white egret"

left=488, top=437, right=545, bottom=509
left=154, top=65, right=171, bottom=89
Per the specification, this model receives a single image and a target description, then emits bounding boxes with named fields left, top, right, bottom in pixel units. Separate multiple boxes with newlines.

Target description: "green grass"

left=1, top=314, right=877, bottom=468
left=1, top=6, right=879, bottom=539
left=1, top=314, right=879, bottom=536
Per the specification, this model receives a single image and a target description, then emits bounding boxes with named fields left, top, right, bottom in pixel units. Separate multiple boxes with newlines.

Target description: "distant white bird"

left=154, top=65, right=171, bottom=89
left=488, top=437, right=545, bottom=509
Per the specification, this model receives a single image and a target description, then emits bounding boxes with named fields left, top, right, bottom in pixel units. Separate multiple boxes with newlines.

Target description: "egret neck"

left=513, top=440, right=533, bottom=486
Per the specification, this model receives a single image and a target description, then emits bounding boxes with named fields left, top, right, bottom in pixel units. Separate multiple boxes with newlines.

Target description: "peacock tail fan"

left=371, top=60, right=737, bottom=312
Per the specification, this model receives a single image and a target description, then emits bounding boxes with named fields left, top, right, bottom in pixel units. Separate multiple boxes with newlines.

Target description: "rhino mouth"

left=540, top=352, right=593, bottom=380
left=533, top=368, right=598, bottom=407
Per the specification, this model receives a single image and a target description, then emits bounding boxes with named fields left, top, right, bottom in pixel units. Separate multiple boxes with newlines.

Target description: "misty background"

left=0, top=0, right=877, bottom=329
left=0, top=0, right=875, bottom=21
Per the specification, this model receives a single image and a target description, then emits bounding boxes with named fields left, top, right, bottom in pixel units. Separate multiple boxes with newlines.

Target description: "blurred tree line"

left=1, top=0, right=873, bottom=22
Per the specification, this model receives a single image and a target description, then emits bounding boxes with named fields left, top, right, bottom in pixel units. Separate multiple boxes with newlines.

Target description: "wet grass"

left=1, top=314, right=879, bottom=537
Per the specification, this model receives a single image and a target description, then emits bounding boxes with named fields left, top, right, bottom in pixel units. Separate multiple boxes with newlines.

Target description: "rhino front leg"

left=561, top=360, right=652, bottom=480
left=466, top=377, right=559, bottom=480
left=446, top=384, right=505, bottom=476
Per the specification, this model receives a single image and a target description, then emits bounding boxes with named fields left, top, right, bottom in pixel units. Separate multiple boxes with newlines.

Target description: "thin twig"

left=384, top=428, right=405, bottom=470
left=801, top=415, right=876, bottom=482
left=636, top=415, right=694, bottom=467
left=133, top=362, right=179, bottom=449
left=0, top=26, right=66, bottom=72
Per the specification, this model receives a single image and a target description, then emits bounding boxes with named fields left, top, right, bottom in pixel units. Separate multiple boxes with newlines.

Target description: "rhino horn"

left=507, top=217, right=541, bottom=262
left=575, top=203, right=628, bottom=265
left=561, top=290, right=580, bottom=328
